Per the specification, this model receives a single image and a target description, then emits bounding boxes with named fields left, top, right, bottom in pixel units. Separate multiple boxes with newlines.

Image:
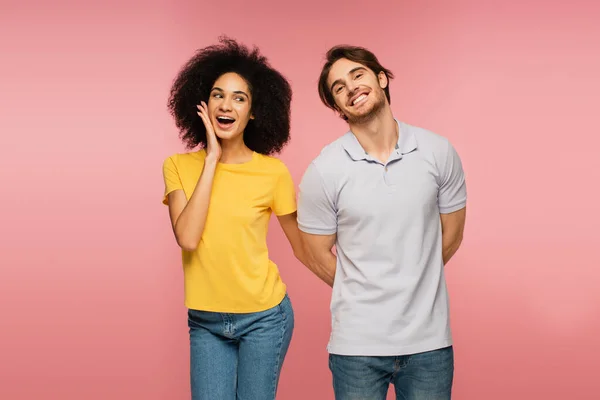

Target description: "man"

left=297, top=45, right=467, bottom=399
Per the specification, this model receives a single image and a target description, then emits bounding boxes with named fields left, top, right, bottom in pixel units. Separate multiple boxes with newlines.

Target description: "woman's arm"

left=277, top=212, right=305, bottom=263
left=277, top=212, right=336, bottom=287
left=167, top=160, right=217, bottom=251
left=166, top=101, right=221, bottom=252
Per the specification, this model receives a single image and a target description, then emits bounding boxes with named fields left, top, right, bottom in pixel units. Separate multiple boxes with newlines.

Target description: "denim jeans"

left=329, top=346, right=454, bottom=400
left=188, top=294, right=294, bottom=400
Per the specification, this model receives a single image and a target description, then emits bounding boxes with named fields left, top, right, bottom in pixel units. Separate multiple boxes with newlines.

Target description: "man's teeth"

left=353, top=94, right=367, bottom=105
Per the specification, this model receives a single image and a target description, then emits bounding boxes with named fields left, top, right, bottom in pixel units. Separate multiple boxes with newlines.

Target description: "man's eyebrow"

left=330, top=67, right=367, bottom=92
left=330, top=78, right=344, bottom=92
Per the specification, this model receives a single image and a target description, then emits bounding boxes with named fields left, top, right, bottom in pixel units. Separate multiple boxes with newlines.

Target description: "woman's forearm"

left=174, top=160, right=217, bottom=251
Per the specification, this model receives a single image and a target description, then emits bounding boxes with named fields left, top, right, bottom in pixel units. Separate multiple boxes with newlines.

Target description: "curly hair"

left=167, top=37, right=292, bottom=155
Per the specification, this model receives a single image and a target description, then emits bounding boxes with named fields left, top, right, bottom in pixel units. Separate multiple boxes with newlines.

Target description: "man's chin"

left=346, top=109, right=374, bottom=124
left=345, top=100, right=385, bottom=124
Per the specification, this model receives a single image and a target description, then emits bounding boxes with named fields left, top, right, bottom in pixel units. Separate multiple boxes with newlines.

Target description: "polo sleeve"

left=272, top=163, right=297, bottom=216
left=297, top=162, right=337, bottom=235
left=162, top=155, right=183, bottom=205
left=438, top=140, right=467, bottom=214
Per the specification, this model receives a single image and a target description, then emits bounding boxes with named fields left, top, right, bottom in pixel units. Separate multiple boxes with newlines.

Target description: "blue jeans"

left=329, top=346, right=454, bottom=400
left=188, top=294, right=294, bottom=400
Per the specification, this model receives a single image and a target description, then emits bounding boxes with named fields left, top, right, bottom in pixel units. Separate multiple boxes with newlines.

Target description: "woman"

left=162, top=37, right=303, bottom=399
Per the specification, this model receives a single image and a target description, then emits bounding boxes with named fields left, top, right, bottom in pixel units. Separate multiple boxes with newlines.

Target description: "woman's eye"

left=355, top=73, right=363, bottom=79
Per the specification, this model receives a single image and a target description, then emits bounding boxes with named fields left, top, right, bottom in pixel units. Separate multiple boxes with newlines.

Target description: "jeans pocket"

left=187, top=308, right=217, bottom=329
left=280, top=294, right=294, bottom=318
left=187, top=309, right=201, bottom=329
left=276, top=294, right=294, bottom=334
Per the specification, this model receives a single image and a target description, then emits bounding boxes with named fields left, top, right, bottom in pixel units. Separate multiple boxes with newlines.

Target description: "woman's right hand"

left=197, top=101, right=221, bottom=163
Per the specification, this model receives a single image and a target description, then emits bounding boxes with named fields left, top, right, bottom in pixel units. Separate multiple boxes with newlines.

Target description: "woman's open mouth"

left=215, top=116, right=236, bottom=130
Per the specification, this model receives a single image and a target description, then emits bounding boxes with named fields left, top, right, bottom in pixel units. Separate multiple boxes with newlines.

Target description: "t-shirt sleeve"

left=271, top=163, right=297, bottom=216
left=297, top=162, right=337, bottom=235
left=162, top=156, right=183, bottom=205
left=438, top=140, right=467, bottom=214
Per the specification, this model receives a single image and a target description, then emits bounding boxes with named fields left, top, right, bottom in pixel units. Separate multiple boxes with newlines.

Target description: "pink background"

left=2, top=0, right=599, bottom=399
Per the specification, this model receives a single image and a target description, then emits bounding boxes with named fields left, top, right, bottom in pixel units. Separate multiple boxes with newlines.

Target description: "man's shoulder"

left=403, top=122, right=450, bottom=150
left=299, top=133, right=351, bottom=189
left=310, top=133, right=351, bottom=168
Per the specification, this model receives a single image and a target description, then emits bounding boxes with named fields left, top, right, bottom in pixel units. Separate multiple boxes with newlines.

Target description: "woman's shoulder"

left=254, top=153, right=290, bottom=174
left=164, top=149, right=206, bottom=166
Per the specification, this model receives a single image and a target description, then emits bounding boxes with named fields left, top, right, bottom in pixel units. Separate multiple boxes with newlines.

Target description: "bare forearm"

left=174, top=161, right=217, bottom=250
left=440, top=208, right=466, bottom=265
left=442, top=235, right=462, bottom=265
left=306, top=251, right=336, bottom=287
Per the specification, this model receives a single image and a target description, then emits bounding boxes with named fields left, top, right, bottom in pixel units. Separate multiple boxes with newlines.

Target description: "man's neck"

left=349, top=105, right=398, bottom=163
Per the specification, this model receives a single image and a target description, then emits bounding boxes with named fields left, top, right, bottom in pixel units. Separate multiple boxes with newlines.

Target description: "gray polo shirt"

left=297, top=120, right=467, bottom=356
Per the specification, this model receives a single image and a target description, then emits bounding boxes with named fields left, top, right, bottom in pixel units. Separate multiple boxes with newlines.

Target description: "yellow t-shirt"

left=162, top=149, right=297, bottom=313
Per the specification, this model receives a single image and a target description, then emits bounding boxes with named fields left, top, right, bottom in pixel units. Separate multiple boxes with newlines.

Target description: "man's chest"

left=336, top=158, right=440, bottom=225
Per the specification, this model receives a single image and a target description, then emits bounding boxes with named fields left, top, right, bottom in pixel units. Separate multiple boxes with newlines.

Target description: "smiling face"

left=207, top=72, right=253, bottom=141
left=327, top=58, right=388, bottom=124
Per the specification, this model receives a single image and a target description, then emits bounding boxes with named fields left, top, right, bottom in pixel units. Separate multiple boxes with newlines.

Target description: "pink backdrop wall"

left=2, top=0, right=599, bottom=399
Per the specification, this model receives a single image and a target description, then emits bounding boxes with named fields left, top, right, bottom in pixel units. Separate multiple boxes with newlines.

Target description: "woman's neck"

left=218, top=136, right=253, bottom=164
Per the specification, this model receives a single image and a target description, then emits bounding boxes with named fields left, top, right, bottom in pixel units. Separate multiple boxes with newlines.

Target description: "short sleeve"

left=438, top=140, right=467, bottom=214
left=297, top=162, right=337, bottom=235
left=162, top=156, right=183, bottom=205
left=271, top=164, right=297, bottom=216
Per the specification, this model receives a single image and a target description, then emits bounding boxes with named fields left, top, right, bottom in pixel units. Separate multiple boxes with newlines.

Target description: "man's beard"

left=345, top=89, right=386, bottom=124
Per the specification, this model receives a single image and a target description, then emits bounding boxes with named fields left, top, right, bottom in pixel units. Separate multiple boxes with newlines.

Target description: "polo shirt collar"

left=342, top=119, right=417, bottom=161
left=397, top=121, right=417, bottom=155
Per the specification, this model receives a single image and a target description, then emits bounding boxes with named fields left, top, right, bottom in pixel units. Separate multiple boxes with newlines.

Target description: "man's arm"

left=437, top=137, right=467, bottom=265
left=297, top=160, right=338, bottom=286
left=299, top=232, right=337, bottom=287
left=440, top=207, right=466, bottom=265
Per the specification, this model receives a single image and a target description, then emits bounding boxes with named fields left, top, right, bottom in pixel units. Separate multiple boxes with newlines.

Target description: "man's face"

left=327, top=58, right=388, bottom=123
